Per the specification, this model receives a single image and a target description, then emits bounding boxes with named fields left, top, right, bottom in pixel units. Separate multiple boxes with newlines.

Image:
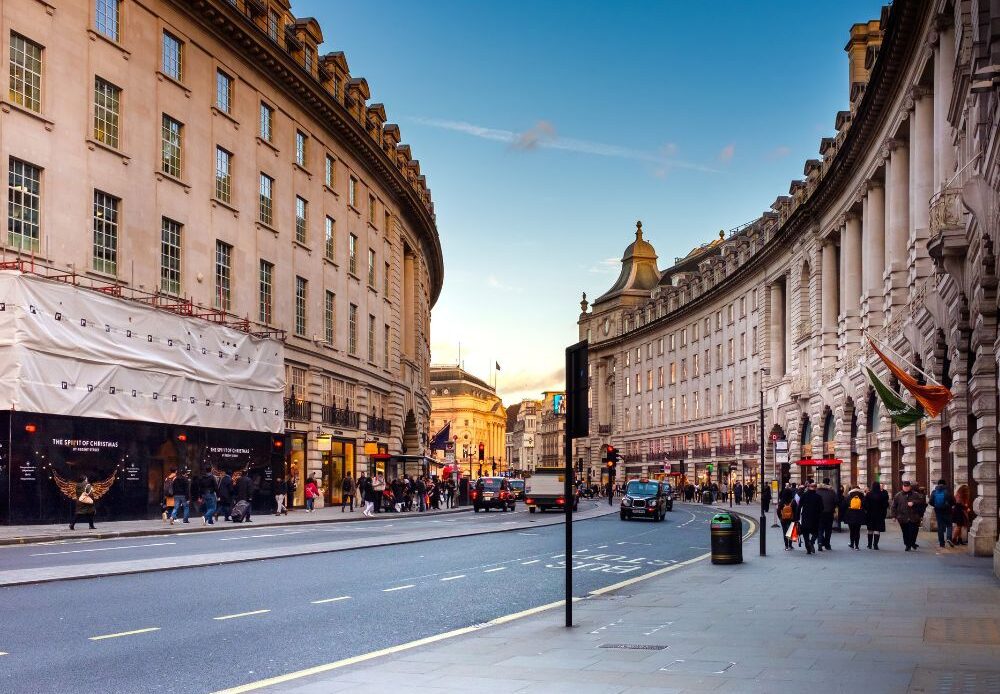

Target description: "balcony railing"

left=692, top=446, right=712, bottom=458
left=598, top=424, right=612, bottom=435
left=284, top=398, right=312, bottom=422
left=367, top=413, right=391, bottom=435
left=665, top=449, right=687, bottom=460
left=716, top=444, right=736, bottom=456
left=741, top=441, right=760, bottom=455
left=320, top=404, right=360, bottom=429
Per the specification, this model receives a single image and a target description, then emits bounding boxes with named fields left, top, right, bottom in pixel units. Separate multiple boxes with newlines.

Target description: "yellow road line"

left=213, top=610, right=270, bottom=621
left=310, top=596, right=351, bottom=604
left=88, top=627, right=160, bottom=641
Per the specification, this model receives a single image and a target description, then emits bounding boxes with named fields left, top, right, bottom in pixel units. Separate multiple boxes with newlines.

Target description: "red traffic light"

left=478, top=442, right=484, bottom=450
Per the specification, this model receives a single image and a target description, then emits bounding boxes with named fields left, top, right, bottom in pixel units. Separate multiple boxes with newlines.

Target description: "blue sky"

left=297, top=0, right=883, bottom=403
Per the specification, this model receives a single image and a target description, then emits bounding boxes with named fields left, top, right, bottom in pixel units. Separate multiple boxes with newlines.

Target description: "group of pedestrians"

left=776, top=476, right=973, bottom=554
left=680, top=481, right=764, bottom=506
left=353, top=473, right=456, bottom=516
left=162, top=467, right=255, bottom=525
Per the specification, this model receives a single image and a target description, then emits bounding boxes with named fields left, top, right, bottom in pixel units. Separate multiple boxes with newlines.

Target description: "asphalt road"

left=0, top=504, right=726, bottom=693
left=0, top=501, right=604, bottom=578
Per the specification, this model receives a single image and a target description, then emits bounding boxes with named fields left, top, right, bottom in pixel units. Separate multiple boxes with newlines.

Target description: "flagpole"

left=864, top=331, right=942, bottom=386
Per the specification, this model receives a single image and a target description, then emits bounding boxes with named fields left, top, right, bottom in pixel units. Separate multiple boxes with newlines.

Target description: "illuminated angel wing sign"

left=52, top=470, right=118, bottom=501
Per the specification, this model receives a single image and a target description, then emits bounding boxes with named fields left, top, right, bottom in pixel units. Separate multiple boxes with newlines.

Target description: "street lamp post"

left=759, top=368, right=769, bottom=556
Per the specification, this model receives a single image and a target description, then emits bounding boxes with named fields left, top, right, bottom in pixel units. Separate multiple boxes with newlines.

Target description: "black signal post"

left=564, top=340, right=588, bottom=628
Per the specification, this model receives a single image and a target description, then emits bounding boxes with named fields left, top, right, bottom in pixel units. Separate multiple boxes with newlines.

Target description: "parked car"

left=620, top=479, right=671, bottom=521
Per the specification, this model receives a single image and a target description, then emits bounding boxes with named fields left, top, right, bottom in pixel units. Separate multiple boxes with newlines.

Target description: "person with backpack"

left=777, top=483, right=798, bottom=551
left=929, top=479, right=955, bottom=548
left=216, top=471, right=234, bottom=522
left=864, top=482, right=889, bottom=549
left=843, top=485, right=866, bottom=549
left=891, top=480, right=924, bottom=551
left=162, top=467, right=177, bottom=523
left=169, top=469, right=191, bottom=525
left=798, top=482, right=824, bottom=555
left=951, top=484, right=971, bottom=546
left=341, top=474, right=355, bottom=512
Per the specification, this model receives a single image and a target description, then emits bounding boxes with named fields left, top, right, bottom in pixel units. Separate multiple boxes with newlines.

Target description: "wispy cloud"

left=767, top=145, right=791, bottom=160
left=499, top=366, right=565, bottom=402
left=587, top=257, right=621, bottom=274
left=487, top=275, right=522, bottom=293
left=409, top=117, right=720, bottom=174
left=718, top=144, right=735, bottom=163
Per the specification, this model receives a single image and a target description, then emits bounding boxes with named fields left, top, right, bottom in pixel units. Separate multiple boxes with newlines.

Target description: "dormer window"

left=304, top=46, right=315, bottom=74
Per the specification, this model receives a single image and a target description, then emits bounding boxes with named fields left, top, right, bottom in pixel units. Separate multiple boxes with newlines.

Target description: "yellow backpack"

left=849, top=495, right=862, bottom=511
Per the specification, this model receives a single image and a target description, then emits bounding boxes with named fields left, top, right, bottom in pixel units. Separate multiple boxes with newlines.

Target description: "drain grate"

left=599, top=643, right=668, bottom=651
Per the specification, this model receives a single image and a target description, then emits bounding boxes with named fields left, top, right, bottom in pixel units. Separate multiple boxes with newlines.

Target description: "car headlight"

left=622, top=497, right=632, bottom=507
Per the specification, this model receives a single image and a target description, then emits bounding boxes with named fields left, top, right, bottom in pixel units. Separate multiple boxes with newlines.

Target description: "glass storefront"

left=322, top=439, right=355, bottom=505
left=287, top=433, right=307, bottom=507
left=0, top=410, right=280, bottom=524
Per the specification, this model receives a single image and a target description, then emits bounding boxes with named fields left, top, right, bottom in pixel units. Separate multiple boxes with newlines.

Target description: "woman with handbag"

left=70, top=475, right=96, bottom=530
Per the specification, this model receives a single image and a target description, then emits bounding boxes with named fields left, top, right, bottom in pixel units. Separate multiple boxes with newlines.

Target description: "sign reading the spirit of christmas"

left=52, top=438, right=120, bottom=453
left=207, top=446, right=251, bottom=459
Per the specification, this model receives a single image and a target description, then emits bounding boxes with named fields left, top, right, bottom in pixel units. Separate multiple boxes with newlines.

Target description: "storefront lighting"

left=24, top=423, right=37, bottom=433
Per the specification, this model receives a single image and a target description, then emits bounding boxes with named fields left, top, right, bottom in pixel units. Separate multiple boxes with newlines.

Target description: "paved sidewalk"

left=254, top=503, right=1000, bottom=694
left=0, top=502, right=470, bottom=545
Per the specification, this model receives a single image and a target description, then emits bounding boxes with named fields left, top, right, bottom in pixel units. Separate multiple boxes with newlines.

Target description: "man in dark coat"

left=170, top=469, right=191, bottom=524
left=815, top=478, right=838, bottom=551
left=734, top=482, right=743, bottom=504
left=864, top=482, right=889, bottom=549
left=798, top=482, right=824, bottom=554
left=777, top=484, right=797, bottom=550
left=891, top=480, right=925, bottom=551
left=843, top=486, right=866, bottom=549
left=196, top=468, right=218, bottom=525
left=761, top=482, right=772, bottom=513
left=217, top=471, right=234, bottom=522
left=234, top=470, right=255, bottom=522
left=929, top=478, right=955, bottom=548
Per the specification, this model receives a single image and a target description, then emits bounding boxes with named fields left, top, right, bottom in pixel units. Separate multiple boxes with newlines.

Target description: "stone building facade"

left=577, top=0, right=1000, bottom=573
left=2, top=0, right=443, bottom=510
left=505, top=398, right=541, bottom=474
left=429, top=366, right=506, bottom=477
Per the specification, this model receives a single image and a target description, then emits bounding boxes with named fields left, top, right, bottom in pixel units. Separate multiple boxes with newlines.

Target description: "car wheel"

left=620, top=511, right=627, bottom=521
left=474, top=507, right=480, bottom=513
left=529, top=507, right=536, bottom=514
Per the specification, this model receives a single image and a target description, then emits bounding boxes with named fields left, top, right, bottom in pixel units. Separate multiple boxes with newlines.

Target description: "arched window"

left=867, top=392, right=880, bottom=433
left=801, top=417, right=813, bottom=458
left=823, top=410, right=835, bottom=442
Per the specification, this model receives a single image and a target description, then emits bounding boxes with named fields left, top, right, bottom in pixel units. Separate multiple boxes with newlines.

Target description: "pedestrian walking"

left=844, top=485, right=866, bottom=549
left=798, top=482, right=823, bottom=554
left=162, top=467, right=177, bottom=523
left=341, top=474, right=355, bottom=512
left=761, top=482, right=772, bottom=513
left=274, top=476, right=288, bottom=515
left=734, top=482, right=743, bottom=504
left=233, top=469, right=254, bottom=522
left=304, top=475, right=319, bottom=512
left=745, top=483, right=754, bottom=505
left=952, top=484, right=971, bottom=546
left=864, top=482, right=889, bottom=549
left=816, top=477, right=837, bottom=551
left=69, top=475, right=97, bottom=530
left=929, top=478, right=955, bottom=548
left=777, top=484, right=797, bottom=550
left=169, top=469, right=191, bottom=524
left=892, top=480, right=924, bottom=551
left=216, top=470, right=234, bottom=522
left=415, top=476, right=426, bottom=512
left=197, top=467, right=218, bottom=525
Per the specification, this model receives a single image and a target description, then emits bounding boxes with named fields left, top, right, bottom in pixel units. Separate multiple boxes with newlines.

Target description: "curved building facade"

left=578, top=0, right=1000, bottom=571
left=2, top=0, right=443, bottom=513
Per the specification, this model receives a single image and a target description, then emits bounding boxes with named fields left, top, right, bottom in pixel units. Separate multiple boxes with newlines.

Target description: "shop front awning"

left=796, top=458, right=843, bottom=467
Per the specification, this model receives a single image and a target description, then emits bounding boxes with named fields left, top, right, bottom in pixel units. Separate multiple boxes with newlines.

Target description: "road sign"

left=776, top=452, right=790, bottom=464
left=775, top=440, right=788, bottom=451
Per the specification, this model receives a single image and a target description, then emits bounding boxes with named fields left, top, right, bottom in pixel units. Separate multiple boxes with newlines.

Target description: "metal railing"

left=367, top=414, right=391, bottom=435
left=284, top=398, right=312, bottom=422
left=320, top=404, right=360, bottom=428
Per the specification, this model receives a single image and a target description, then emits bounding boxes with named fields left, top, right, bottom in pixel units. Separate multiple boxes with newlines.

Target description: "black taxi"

left=471, top=477, right=515, bottom=512
left=620, top=479, right=672, bottom=521
left=508, top=479, right=526, bottom=502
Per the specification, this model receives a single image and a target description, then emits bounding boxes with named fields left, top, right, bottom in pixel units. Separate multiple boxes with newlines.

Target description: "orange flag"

left=868, top=340, right=953, bottom=417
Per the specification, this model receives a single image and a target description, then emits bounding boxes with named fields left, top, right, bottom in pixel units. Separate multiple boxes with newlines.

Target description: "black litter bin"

left=710, top=512, right=743, bottom=564
left=701, top=490, right=712, bottom=505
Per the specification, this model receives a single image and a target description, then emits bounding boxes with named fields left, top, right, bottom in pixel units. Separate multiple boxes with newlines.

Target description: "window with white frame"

left=95, top=0, right=121, bottom=42
left=295, top=196, right=307, bottom=244
left=92, top=191, right=119, bottom=275
left=161, top=114, right=182, bottom=177
left=93, top=77, right=121, bottom=149
left=8, top=158, right=41, bottom=251
left=258, top=260, right=273, bottom=324
left=258, top=173, right=273, bottom=225
left=348, top=233, right=357, bottom=274
left=9, top=33, right=42, bottom=113
left=294, top=276, right=307, bottom=336
left=295, top=130, right=307, bottom=167
left=161, top=31, right=183, bottom=80
left=367, top=248, right=376, bottom=287
left=160, top=217, right=181, bottom=295
left=383, top=324, right=390, bottom=368
left=368, top=314, right=376, bottom=362
left=214, top=240, right=232, bottom=311
left=259, top=102, right=273, bottom=141
left=324, top=155, right=334, bottom=187
left=348, top=303, right=357, bottom=355
left=324, top=290, right=335, bottom=344
left=324, top=216, right=335, bottom=261
left=215, top=147, right=232, bottom=203
left=215, top=70, right=232, bottom=113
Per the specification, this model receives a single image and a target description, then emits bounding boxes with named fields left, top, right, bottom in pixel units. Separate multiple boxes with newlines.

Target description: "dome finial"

left=580, top=292, right=589, bottom=313
left=636, top=220, right=643, bottom=240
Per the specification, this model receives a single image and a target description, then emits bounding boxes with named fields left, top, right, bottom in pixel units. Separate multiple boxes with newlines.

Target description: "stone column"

left=842, top=212, right=863, bottom=344
left=862, top=180, right=885, bottom=331
left=884, top=138, right=909, bottom=322
left=821, top=240, right=839, bottom=363
left=910, top=87, right=935, bottom=285
left=933, top=22, right=956, bottom=191
left=769, top=281, right=786, bottom=376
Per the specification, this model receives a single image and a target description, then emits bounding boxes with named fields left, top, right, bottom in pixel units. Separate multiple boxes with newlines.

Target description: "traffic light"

left=478, top=442, right=485, bottom=461
left=606, top=445, right=621, bottom=463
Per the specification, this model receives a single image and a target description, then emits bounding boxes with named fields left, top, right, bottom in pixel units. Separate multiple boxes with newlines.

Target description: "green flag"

left=865, top=365, right=923, bottom=429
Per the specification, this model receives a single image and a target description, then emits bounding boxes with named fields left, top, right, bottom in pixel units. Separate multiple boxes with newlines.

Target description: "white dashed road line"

left=382, top=585, right=415, bottom=592
left=89, top=627, right=161, bottom=641
left=311, top=596, right=351, bottom=604
left=521, top=560, right=540, bottom=565
left=440, top=575, right=465, bottom=581
left=483, top=567, right=506, bottom=573
left=30, top=542, right=176, bottom=556
left=213, top=610, right=271, bottom=621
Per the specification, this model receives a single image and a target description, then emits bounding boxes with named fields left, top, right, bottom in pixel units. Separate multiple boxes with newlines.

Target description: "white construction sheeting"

left=0, top=271, right=285, bottom=432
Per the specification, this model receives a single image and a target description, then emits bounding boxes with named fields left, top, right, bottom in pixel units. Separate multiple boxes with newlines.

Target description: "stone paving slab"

left=257, top=502, right=1000, bottom=694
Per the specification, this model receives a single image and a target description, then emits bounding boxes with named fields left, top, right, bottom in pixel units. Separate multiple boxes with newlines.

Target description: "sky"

left=297, top=0, right=884, bottom=405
